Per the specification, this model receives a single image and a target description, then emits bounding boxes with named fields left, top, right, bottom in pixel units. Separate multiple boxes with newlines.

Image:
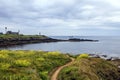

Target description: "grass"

left=0, top=50, right=70, bottom=80
left=0, top=34, right=48, bottom=40
left=0, top=63, right=11, bottom=71
left=1, top=51, right=120, bottom=80
left=15, top=60, right=31, bottom=67
left=58, top=54, right=120, bottom=80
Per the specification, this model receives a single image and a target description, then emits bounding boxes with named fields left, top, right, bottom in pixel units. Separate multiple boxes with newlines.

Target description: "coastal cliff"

left=0, top=34, right=98, bottom=47
left=0, top=34, right=60, bottom=46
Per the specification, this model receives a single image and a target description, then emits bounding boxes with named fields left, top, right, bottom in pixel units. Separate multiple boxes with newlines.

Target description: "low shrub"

left=77, top=53, right=89, bottom=59
left=47, top=51, right=60, bottom=56
left=15, top=60, right=31, bottom=67
left=0, top=50, right=70, bottom=80
left=0, top=54, right=9, bottom=59
left=36, top=57, right=45, bottom=61
left=0, top=63, right=11, bottom=70
left=39, top=71, right=49, bottom=80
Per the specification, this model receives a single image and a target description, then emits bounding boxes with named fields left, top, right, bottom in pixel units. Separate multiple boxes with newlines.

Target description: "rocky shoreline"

left=89, top=54, right=120, bottom=69
left=0, top=38, right=61, bottom=47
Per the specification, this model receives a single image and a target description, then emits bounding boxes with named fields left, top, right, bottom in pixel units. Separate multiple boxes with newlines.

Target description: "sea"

left=0, top=36, right=120, bottom=57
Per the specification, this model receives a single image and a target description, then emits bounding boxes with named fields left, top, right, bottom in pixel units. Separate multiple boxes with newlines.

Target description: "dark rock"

left=106, top=57, right=112, bottom=61
left=68, top=38, right=98, bottom=42
left=101, top=55, right=107, bottom=58
left=106, top=57, right=120, bottom=61
left=89, top=54, right=100, bottom=58
left=111, top=57, right=120, bottom=61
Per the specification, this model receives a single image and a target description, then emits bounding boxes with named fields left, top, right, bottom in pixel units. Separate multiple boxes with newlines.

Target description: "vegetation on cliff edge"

left=0, top=34, right=48, bottom=40
left=0, top=50, right=70, bottom=80
left=58, top=54, right=120, bottom=80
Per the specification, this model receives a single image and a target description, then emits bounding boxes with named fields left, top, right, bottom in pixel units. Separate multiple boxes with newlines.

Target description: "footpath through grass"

left=58, top=54, right=120, bottom=80
left=0, top=50, right=70, bottom=80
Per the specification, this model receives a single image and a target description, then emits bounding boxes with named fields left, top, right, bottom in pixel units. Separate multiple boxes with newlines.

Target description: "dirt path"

left=51, top=58, right=75, bottom=80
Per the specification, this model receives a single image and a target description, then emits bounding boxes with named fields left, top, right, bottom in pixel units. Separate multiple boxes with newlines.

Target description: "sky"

left=0, top=0, right=120, bottom=36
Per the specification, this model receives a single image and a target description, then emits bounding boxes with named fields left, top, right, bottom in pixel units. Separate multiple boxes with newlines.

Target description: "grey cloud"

left=0, top=0, right=120, bottom=35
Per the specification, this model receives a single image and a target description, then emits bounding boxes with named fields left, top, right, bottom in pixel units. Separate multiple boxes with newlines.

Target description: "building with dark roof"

left=6, top=31, right=19, bottom=35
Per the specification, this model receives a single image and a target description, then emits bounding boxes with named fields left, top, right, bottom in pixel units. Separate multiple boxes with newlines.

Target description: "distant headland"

left=0, top=27, right=98, bottom=47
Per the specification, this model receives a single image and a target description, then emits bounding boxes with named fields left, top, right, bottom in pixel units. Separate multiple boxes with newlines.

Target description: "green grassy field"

left=58, top=54, right=120, bottom=80
left=0, top=50, right=70, bottom=80
left=0, top=50, right=120, bottom=80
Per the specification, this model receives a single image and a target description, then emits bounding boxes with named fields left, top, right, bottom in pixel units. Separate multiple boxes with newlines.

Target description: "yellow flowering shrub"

left=0, top=63, right=11, bottom=70
left=15, top=60, right=31, bottom=67
left=15, top=50, right=35, bottom=57
left=47, top=51, right=60, bottom=56
left=0, top=54, right=9, bottom=59
left=36, top=57, right=45, bottom=61
left=0, top=50, right=10, bottom=54
left=77, top=54, right=89, bottom=59
left=15, top=51, right=25, bottom=57
left=0, top=50, right=70, bottom=80
left=27, top=50, right=35, bottom=55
